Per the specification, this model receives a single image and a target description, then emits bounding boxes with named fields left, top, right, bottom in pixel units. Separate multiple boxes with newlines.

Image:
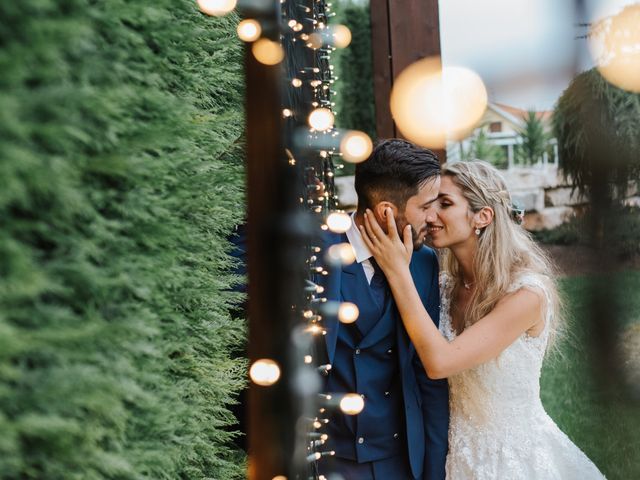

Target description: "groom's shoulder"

left=413, top=245, right=438, bottom=263
left=411, top=245, right=439, bottom=273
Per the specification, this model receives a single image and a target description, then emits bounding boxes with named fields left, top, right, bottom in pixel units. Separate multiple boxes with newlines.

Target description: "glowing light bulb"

left=338, top=302, right=359, bottom=324
left=282, top=108, right=293, bottom=118
left=589, top=4, right=640, bottom=93
left=340, top=393, right=365, bottom=415
left=326, top=212, right=351, bottom=233
left=340, top=130, right=373, bottom=163
left=291, top=78, right=303, bottom=87
left=252, top=38, right=284, bottom=66
left=197, top=0, right=237, bottom=16
left=390, top=56, right=487, bottom=149
left=249, top=359, right=281, bottom=386
left=304, top=355, right=313, bottom=364
left=236, top=19, right=261, bottom=42
left=331, top=24, right=352, bottom=48
left=326, top=242, right=356, bottom=265
left=308, top=108, right=335, bottom=131
left=307, top=33, right=323, bottom=50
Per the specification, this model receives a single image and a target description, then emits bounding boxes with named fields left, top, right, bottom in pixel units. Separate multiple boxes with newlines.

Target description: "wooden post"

left=370, top=0, right=446, bottom=162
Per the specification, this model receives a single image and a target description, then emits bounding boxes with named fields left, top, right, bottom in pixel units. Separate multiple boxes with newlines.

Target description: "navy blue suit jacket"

left=320, top=232, right=449, bottom=480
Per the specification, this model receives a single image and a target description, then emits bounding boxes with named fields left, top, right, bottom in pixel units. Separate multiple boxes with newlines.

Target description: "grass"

left=541, top=270, right=640, bottom=479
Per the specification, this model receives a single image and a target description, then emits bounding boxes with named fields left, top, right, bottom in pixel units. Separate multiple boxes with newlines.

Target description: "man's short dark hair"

left=354, top=139, right=440, bottom=214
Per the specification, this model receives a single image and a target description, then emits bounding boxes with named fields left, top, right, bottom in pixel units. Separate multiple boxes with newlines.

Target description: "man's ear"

left=474, top=206, right=494, bottom=229
left=373, top=201, right=398, bottom=222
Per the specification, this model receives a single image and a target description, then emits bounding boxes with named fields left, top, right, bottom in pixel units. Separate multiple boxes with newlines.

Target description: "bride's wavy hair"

left=440, top=160, right=562, bottom=350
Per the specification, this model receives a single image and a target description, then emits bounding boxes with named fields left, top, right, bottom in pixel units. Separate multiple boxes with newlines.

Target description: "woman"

left=359, top=161, right=605, bottom=479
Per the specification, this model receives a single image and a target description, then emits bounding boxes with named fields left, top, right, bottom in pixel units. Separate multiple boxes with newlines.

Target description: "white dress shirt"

left=345, top=213, right=375, bottom=285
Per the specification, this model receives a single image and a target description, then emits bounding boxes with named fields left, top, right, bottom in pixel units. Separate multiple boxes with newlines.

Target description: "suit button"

left=355, top=348, right=361, bottom=355
left=384, top=391, right=390, bottom=397
left=387, top=348, right=393, bottom=354
left=358, top=437, right=364, bottom=444
left=393, top=433, right=399, bottom=439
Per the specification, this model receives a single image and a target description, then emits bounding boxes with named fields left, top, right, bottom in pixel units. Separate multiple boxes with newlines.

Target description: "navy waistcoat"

left=324, top=259, right=404, bottom=463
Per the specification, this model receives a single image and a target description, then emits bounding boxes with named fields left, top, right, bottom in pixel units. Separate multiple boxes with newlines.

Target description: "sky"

left=439, top=0, right=638, bottom=110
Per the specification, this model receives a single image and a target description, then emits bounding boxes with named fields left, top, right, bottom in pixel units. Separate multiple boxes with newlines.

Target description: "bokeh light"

left=308, top=108, right=335, bottom=131
left=326, top=211, right=351, bottom=233
left=249, top=359, right=281, bottom=386
left=589, top=4, right=640, bottom=93
left=389, top=56, right=488, bottom=149
left=326, top=242, right=357, bottom=265
left=338, top=302, right=359, bottom=324
left=331, top=24, right=352, bottom=48
left=340, top=130, right=373, bottom=163
left=237, top=19, right=261, bottom=42
left=252, top=39, right=284, bottom=66
left=339, top=393, right=365, bottom=415
left=197, top=0, right=236, bottom=16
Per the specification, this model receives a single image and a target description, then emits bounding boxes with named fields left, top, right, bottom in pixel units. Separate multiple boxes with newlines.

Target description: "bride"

left=359, top=160, right=605, bottom=479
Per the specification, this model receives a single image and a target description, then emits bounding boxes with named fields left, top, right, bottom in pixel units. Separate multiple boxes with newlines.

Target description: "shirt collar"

left=345, top=213, right=372, bottom=264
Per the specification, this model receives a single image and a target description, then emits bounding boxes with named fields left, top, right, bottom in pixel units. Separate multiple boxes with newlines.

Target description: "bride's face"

left=426, top=175, right=476, bottom=249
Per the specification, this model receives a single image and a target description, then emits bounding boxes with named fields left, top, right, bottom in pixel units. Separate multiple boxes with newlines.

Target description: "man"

left=318, top=139, right=449, bottom=479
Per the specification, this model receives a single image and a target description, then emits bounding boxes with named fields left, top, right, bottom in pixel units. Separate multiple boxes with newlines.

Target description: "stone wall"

left=334, top=166, right=639, bottom=231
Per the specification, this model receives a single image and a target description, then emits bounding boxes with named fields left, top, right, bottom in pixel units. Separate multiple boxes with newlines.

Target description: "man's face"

left=396, top=176, right=441, bottom=250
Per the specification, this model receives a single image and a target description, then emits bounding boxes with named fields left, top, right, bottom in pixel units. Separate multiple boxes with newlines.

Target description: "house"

left=447, top=102, right=559, bottom=170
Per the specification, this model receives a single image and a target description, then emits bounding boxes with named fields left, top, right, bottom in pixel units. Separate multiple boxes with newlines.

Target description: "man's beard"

left=395, top=215, right=425, bottom=251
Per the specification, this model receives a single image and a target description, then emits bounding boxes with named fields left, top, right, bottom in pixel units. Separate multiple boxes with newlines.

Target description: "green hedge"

left=0, top=1, right=246, bottom=478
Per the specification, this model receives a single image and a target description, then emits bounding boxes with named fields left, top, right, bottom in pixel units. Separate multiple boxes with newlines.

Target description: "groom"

left=318, top=139, right=448, bottom=479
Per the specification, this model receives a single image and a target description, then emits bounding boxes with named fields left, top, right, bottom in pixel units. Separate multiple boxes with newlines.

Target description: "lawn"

left=541, top=270, right=640, bottom=479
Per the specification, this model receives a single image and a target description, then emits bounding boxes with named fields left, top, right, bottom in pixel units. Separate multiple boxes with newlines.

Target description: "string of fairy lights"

left=200, top=1, right=638, bottom=478
left=198, top=0, right=373, bottom=478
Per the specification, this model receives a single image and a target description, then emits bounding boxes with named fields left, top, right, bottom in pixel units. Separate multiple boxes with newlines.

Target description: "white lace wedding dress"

left=439, top=273, right=606, bottom=479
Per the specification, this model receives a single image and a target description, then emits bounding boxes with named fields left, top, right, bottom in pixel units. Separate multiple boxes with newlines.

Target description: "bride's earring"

left=475, top=227, right=481, bottom=235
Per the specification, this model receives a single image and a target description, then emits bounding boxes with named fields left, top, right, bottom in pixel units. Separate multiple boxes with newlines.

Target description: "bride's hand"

left=360, top=208, right=413, bottom=276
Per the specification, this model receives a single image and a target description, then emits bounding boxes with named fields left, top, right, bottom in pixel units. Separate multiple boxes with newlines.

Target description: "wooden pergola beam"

left=370, top=0, right=446, bottom=161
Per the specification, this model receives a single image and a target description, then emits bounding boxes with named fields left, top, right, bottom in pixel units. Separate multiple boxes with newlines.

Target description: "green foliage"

left=533, top=207, right=640, bottom=258
left=460, top=127, right=508, bottom=169
left=516, top=111, right=550, bottom=165
left=542, top=272, right=640, bottom=480
left=0, top=1, right=246, bottom=478
left=333, top=0, right=374, bottom=176
left=553, top=68, right=640, bottom=200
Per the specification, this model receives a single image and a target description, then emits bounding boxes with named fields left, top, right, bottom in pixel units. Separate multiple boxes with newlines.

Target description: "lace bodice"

left=439, top=272, right=606, bottom=479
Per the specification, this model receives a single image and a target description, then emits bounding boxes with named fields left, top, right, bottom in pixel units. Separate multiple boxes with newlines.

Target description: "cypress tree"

left=0, top=1, right=246, bottom=478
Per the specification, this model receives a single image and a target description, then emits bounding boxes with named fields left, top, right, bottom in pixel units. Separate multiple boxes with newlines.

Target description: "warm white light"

left=249, top=359, right=281, bottom=386
left=340, top=393, right=365, bottom=415
left=291, top=78, right=303, bottom=87
left=308, top=108, right=335, bottom=131
left=237, top=19, right=261, bottom=42
left=390, top=56, right=488, bottom=149
left=326, top=212, right=351, bottom=233
left=338, top=302, right=359, bottom=324
left=307, top=33, right=324, bottom=50
left=331, top=24, right=352, bottom=48
left=589, top=4, right=640, bottom=93
left=252, top=39, right=284, bottom=65
left=304, top=355, right=313, bottom=364
left=272, top=476, right=287, bottom=480
left=326, top=242, right=356, bottom=265
left=340, top=130, right=373, bottom=163
left=197, top=0, right=237, bottom=16
left=282, top=108, right=293, bottom=118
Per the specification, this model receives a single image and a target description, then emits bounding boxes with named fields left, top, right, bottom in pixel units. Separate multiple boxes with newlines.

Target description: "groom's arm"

left=414, top=251, right=449, bottom=479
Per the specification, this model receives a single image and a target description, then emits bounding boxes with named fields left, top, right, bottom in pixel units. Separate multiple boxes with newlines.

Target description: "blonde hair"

left=440, top=160, right=562, bottom=349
